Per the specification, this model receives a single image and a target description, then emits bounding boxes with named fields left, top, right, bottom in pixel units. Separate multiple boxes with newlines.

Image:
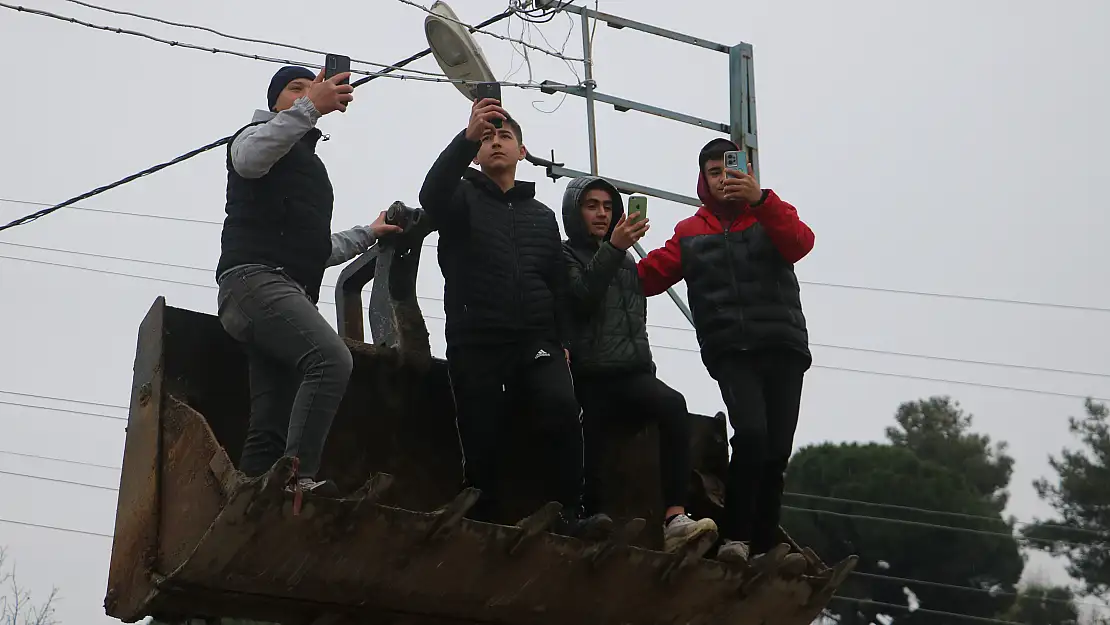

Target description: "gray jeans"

left=217, top=264, right=354, bottom=480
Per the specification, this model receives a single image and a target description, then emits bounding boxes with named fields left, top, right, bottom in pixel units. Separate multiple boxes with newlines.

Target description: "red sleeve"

left=637, top=221, right=686, bottom=297
left=749, top=190, right=814, bottom=263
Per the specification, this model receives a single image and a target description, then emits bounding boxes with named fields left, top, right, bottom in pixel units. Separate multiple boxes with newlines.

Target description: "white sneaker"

left=663, top=514, right=719, bottom=554
left=716, top=540, right=750, bottom=564
left=285, top=477, right=339, bottom=497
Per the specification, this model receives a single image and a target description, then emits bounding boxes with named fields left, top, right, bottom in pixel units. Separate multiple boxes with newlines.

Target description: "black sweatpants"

left=575, top=372, right=692, bottom=515
left=709, top=348, right=809, bottom=552
left=446, top=340, right=584, bottom=522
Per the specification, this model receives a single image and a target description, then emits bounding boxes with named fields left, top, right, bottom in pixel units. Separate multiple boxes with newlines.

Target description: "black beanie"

left=267, top=65, right=316, bottom=111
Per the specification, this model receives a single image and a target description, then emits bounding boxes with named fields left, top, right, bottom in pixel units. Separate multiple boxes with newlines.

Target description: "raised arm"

left=563, top=242, right=625, bottom=315
left=230, top=97, right=320, bottom=179
left=418, top=97, right=510, bottom=225
left=636, top=224, right=685, bottom=297
left=748, top=190, right=815, bottom=263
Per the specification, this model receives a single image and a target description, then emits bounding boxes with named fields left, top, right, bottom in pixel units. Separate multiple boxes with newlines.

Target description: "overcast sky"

left=1, top=0, right=1108, bottom=623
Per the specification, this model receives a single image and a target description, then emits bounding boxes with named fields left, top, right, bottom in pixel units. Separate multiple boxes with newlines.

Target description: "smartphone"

left=325, top=53, right=351, bottom=85
left=474, top=81, right=503, bottom=128
left=627, top=196, right=647, bottom=225
left=723, top=150, right=747, bottom=178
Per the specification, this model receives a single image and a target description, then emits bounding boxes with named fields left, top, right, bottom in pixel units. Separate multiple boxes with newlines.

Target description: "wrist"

left=294, top=96, right=322, bottom=122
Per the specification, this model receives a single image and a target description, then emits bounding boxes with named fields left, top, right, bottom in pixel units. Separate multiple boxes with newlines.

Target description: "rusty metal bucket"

left=104, top=296, right=855, bottom=625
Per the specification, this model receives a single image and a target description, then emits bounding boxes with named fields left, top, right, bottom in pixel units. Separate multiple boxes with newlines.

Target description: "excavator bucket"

left=104, top=228, right=856, bottom=625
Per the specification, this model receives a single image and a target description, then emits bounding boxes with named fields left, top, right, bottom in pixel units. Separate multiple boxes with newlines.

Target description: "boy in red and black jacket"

left=637, top=138, right=813, bottom=567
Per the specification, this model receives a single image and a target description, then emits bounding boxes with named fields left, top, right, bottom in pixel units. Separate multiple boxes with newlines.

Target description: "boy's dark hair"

left=698, top=137, right=739, bottom=173
left=505, top=116, right=523, bottom=143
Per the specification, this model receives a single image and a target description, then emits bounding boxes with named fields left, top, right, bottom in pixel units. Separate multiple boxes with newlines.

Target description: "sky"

left=1, top=0, right=1108, bottom=623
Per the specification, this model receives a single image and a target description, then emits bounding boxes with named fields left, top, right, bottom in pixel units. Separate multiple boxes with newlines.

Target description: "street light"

left=424, top=1, right=496, bottom=100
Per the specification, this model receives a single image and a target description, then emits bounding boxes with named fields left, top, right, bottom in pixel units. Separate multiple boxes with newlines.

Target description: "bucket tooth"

left=508, top=501, right=563, bottom=555
left=584, top=517, right=646, bottom=568
left=425, top=487, right=481, bottom=541
left=243, top=456, right=297, bottom=518
left=738, top=543, right=789, bottom=597
left=659, top=527, right=719, bottom=582
left=801, top=546, right=825, bottom=573
left=804, top=554, right=857, bottom=609
left=346, top=472, right=395, bottom=506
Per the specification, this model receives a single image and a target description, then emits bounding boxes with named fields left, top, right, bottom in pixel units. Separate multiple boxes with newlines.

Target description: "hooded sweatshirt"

left=636, top=139, right=814, bottom=370
left=561, top=177, right=654, bottom=375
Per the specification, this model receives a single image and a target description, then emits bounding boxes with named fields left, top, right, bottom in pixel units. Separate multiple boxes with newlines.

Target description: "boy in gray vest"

left=637, top=138, right=812, bottom=571
left=215, top=65, right=402, bottom=496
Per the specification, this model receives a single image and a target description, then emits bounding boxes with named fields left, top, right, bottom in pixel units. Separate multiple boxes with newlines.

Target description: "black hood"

left=561, top=176, right=624, bottom=247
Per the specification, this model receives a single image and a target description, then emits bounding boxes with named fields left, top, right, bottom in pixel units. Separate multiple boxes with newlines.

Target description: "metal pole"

left=580, top=11, right=599, bottom=175
left=573, top=7, right=695, bottom=328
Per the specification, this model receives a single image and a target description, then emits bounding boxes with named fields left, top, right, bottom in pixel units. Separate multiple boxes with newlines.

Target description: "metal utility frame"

left=534, top=0, right=759, bottom=325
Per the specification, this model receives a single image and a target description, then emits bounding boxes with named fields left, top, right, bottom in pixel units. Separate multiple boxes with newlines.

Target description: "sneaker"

left=716, top=540, right=750, bottom=564
left=285, top=477, right=340, bottom=498
left=663, top=514, right=719, bottom=554
left=554, top=512, right=615, bottom=541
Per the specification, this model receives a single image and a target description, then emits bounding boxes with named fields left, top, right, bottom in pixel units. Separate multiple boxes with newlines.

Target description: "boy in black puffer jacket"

left=561, top=176, right=719, bottom=555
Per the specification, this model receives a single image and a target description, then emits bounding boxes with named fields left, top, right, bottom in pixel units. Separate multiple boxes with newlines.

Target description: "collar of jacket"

left=462, top=167, right=537, bottom=202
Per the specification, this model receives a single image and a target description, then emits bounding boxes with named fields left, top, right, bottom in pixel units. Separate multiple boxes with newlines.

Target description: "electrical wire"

left=0, top=399, right=126, bottom=422
left=12, top=196, right=1106, bottom=316
left=781, top=505, right=1097, bottom=549
left=829, top=596, right=1030, bottom=625
left=784, top=492, right=1109, bottom=538
left=854, top=571, right=1110, bottom=612
left=56, top=0, right=449, bottom=77
left=0, top=5, right=552, bottom=232
left=395, top=0, right=584, bottom=62
left=0, top=449, right=119, bottom=471
left=0, top=469, right=117, bottom=492
left=0, top=517, right=112, bottom=539
left=9, top=240, right=1110, bottom=381
left=5, top=252, right=1110, bottom=403
left=0, top=389, right=129, bottom=411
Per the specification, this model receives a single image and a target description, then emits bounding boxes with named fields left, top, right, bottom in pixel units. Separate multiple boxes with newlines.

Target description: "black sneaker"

left=554, top=512, right=615, bottom=541
left=285, top=477, right=340, bottom=498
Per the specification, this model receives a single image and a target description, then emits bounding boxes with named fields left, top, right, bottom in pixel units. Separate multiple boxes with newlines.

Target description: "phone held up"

left=474, top=82, right=503, bottom=128
left=324, top=53, right=351, bottom=86
left=627, top=196, right=647, bottom=225
left=723, top=150, right=747, bottom=178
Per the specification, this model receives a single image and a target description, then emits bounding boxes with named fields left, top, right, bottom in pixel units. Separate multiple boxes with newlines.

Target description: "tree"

left=886, top=396, right=1015, bottom=510
left=783, top=396, right=1025, bottom=624
left=999, top=582, right=1080, bottom=625
left=0, top=548, right=57, bottom=625
left=1024, top=398, right=1110, bottom=598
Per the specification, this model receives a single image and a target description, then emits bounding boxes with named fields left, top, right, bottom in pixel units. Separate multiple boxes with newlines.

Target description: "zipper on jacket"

left=722, top=220, right=745, bottom=336
left=508, top=199, right=523, bottom=327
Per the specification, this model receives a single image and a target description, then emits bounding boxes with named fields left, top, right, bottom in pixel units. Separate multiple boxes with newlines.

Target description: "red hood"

left=696, top=170, right=745, bottom=223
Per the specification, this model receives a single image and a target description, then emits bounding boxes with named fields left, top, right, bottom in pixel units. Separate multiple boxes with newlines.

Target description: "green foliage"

left=784, top=396, right=1023, bottom=624
left=1024, top=399, right=1110, bottom=598
left=998, top=583, right=1080, bottom=624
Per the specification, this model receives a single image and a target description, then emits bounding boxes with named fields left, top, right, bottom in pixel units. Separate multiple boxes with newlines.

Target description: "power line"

left=0, top=389, right=128, bottom=411
left=854, top=571, right=1110, bottom=612
left=0, top=517, right=112, bottom=539
left=395, top=0, right=584, bottom=63
left=0, top=469, right=117, bottom=492
left=785, top=492, right=1109, bottom=539
left=0, top=449, right=119, bottom=471
left=782, top=505, right=1097, bottom=549
left=829, top=596, right=1029, bottom=625
left=0, top=3, right=542, bottom=90
left=7, top=240, right=1110, bottom=382
left=0, top=7, right=537, bottom=232
left=0, top=399, right=127, bottom=423
left=56, top=0, right=450, bottom=77
left=6, top=252, right=1110, bottom=403
left=8, top=196, right=1110, bottom=317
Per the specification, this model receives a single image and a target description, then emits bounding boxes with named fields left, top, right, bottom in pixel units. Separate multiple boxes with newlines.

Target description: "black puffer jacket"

left=561, top=177, right=654, bottom=375
left=419, top=130, right=570, bottom=349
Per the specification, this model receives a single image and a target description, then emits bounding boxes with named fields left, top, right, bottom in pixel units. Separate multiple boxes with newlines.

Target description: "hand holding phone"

left=610, top=196, right=650, bottom=251
left=627, top=195, right=648, bottom=225
left=325, top=53, right=351, bottom=86
left=723, top=150, right=747, bottom=178
left=473, top=82, right=503, bottom=128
